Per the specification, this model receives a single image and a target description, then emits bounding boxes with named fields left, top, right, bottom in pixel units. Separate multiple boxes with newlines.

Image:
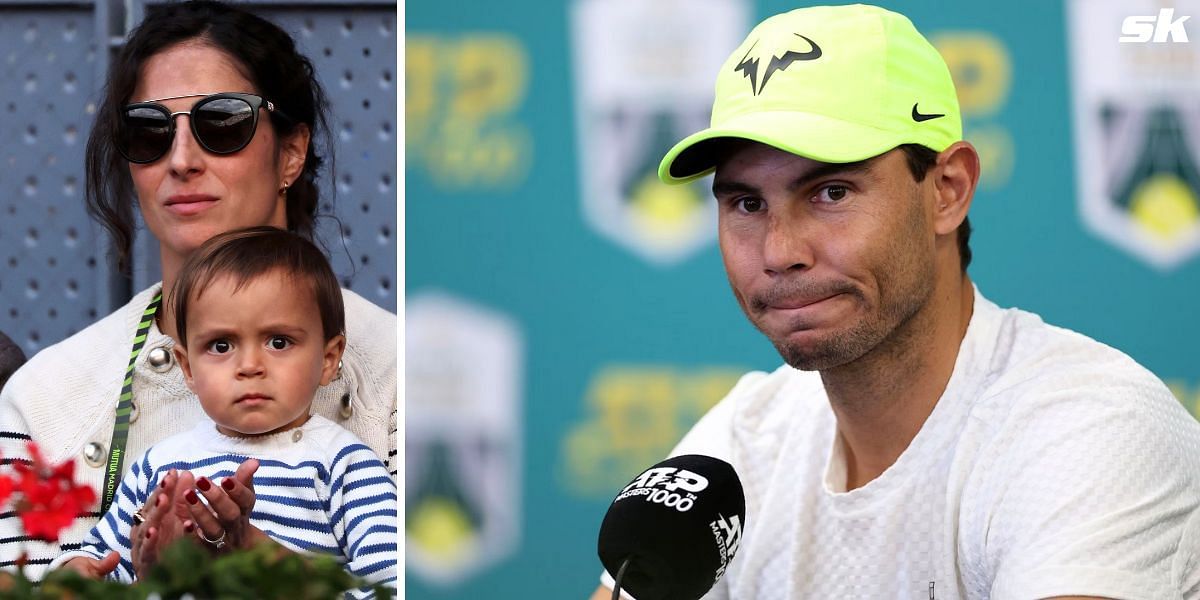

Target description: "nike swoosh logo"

left=912, top=104, right=944, bottom=122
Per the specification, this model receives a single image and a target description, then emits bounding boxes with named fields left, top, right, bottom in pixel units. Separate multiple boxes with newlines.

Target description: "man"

left=591, top=5, right=1200, bottom=599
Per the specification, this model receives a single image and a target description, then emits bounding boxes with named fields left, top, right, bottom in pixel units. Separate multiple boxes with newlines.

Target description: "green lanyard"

left=99, top=292, right=162, bottom=514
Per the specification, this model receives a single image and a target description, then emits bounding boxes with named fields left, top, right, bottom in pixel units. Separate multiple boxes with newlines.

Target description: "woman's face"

left=128, top=41, right=306, bottom=266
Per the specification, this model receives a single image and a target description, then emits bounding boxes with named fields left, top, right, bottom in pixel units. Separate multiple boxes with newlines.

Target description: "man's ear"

left=319, top=334, right=347, bottom=386
left=174, top=345, right=195, bottom=389
left=931, top=141, right=980, bottom=236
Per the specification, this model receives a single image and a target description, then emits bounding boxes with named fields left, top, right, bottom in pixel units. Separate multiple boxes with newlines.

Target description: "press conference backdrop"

left=407, top=0, right=1200, bottom=597
left=0, top=0, right=397, bottom=357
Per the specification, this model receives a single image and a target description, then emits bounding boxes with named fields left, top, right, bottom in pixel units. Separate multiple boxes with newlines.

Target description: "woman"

left=0, top=331, right=24, bottom=391
left=0, top=0, right=396, bottom=581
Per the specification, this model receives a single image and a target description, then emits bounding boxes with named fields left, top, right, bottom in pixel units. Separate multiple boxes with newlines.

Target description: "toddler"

left=51, top=226, right=396, bottom=598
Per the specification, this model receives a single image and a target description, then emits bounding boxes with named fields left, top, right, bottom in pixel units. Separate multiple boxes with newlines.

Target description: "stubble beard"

left=762, top=277, right=931, bottom=372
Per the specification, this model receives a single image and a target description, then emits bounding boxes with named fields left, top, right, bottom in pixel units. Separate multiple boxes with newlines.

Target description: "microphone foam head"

left=597, top=454, right=745, bottom=600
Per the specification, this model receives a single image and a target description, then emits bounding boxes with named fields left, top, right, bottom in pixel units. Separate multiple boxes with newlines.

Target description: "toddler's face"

left=175, top=269, right=344, bottom=437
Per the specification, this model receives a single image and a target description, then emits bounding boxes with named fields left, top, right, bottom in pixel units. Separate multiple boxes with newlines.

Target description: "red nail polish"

left=145, top=529, right=152, bottom=539
left=184, top=522, right=194, bottom=533
left=185, top=490, right=198, bottom=504
left=196, top=477, right=211, bottom=491
left=159, top=478, right=167, bottom=489
left=221, top=478, right=234, bottom=491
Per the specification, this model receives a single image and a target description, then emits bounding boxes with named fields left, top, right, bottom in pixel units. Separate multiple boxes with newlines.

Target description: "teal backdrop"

left=405, top=1, right=1200, bottom=597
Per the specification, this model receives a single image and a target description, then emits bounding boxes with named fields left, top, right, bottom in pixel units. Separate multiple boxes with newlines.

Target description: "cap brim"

left=658, top=110, right=910, bottom=185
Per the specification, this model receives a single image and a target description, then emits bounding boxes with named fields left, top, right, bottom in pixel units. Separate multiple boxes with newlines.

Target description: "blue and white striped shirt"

left=51, top=415, right=397, bottom=598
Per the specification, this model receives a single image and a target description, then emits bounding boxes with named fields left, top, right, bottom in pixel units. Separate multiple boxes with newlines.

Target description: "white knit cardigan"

left=0, top=283, right=397, bottom=579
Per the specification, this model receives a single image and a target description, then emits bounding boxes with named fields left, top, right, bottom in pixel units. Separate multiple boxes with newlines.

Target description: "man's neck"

left=821, top=273, right=975, bottom=491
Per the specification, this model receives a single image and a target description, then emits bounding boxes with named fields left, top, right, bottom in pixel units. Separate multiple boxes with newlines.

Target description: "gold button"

left=83, top=442, right=105, bottom=467
left=291, top=429, right=303, bottom=443
left=146, top=346, right=173, bottom=372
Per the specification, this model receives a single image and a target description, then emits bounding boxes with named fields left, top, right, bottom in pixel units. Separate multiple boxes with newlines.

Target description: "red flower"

left=0, top=469, right=12, bottom=506
left=0, top=442, right=96, bottom=542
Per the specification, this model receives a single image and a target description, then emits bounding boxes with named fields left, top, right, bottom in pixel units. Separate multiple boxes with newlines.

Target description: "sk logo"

left=1119, top=8, right=1190, bottom=43
left=734, top=33, right=822, bottom=95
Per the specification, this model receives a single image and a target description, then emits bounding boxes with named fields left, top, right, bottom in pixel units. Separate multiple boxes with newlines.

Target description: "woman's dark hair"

left=899, top=143, right=972, bottom=271
left=85, top=0, right=333, bottom=274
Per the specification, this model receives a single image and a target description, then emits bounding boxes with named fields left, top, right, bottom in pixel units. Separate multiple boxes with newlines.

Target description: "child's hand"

left=60, top=551, right=120, bottom=579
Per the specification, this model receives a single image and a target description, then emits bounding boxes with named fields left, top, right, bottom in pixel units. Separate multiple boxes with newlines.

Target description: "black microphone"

left=597, top=454, right=746, bottom=600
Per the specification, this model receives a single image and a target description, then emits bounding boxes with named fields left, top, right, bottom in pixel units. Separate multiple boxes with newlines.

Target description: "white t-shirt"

left=604, top=288, right=1200, bottom=599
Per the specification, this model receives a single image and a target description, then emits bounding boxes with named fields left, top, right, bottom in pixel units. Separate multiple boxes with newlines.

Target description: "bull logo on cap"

left=734, top=33, right=823, bottom=95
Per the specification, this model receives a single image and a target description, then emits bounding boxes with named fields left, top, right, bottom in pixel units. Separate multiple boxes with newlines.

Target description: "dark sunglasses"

left=117, top=92, right=291, bottom=164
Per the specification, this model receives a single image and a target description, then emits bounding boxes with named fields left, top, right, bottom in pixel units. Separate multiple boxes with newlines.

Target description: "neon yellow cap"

left=659, top=4, right=961, bottom=184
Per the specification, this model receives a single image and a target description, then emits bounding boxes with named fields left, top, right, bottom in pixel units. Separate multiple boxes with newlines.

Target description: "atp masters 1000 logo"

left=405, top=292, right=523, bottom=586
left=1069, top=0, right=1200, bottom=269
left=569, top=0, right=748, bottom=266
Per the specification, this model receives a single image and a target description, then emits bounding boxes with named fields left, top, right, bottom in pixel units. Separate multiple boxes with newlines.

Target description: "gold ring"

left=132, top=509, right=146, bottom=526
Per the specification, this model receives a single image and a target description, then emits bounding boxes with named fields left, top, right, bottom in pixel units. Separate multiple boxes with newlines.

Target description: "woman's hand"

left=183, top=459, right=275, bottom=552
left=130, top=468, right=195, bottom=576
left=59, top=551, right=120, bottom=580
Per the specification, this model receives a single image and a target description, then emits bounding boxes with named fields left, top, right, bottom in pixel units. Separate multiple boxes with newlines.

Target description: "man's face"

left=713, top=141, right=938, bottom=371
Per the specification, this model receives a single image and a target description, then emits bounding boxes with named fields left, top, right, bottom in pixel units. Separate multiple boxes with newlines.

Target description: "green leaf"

left=25, top=538, right=392, bottom=600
